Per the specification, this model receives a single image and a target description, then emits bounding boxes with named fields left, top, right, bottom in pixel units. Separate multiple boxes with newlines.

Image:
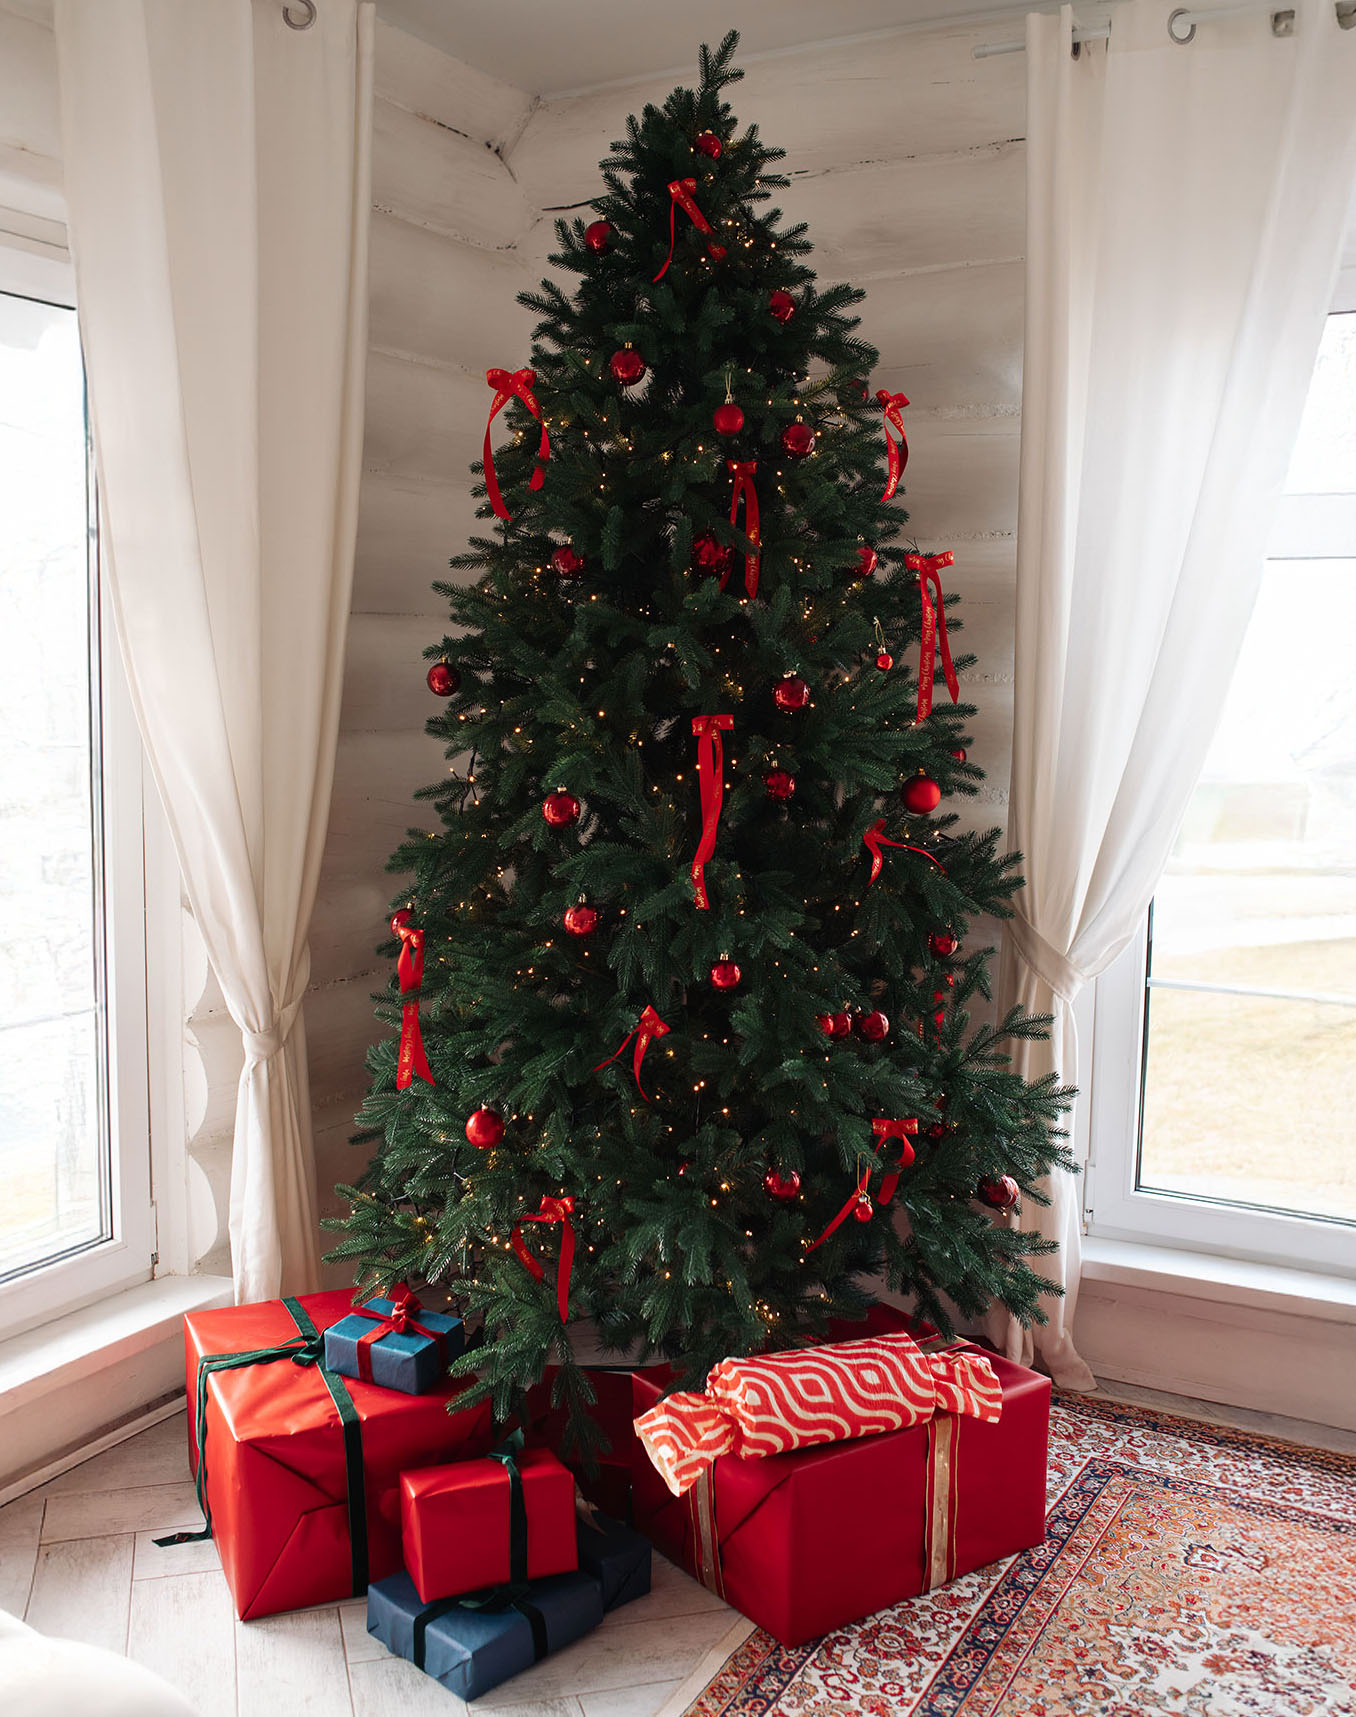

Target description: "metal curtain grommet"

left=283, top=0, right=317, bottom=29
left=1167, top=7, right=1196, bottom=43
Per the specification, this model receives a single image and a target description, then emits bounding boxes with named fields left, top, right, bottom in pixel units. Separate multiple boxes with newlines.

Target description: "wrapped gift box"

left=323, top=1295, right=464, bottom=1395
left=182, top=1291, right=494, bottom=1620
left=367, top=1568, right=603, bottom=1702
left=576, top=1512, right=651, bottom=1612
left=401, top=1446, right=578, bottom=1604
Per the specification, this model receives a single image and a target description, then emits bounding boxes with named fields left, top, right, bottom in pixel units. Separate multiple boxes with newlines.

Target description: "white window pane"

left=1284, top=311, right=1356, bottom=495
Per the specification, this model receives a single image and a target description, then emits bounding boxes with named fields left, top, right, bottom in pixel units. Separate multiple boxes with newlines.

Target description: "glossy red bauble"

left=563, top=903, right=598, bottom=937
left=901, top=774, right=942, bottom=814
left=856, top=1009, right=890, bottom=1042
left=768, top=289, right=796, bottom=325
left=710, top=959, right=742, bottom=991
left=426, top=661, right=460, bottom=697
left=692, top=533, right=735, bottom=582
left=712, top=401, right=745, bottom=436
left=763, top=1168, right=801, bottom=1201
left=583, top=220, right=612, bottom=254
left=951, top=747, right=968, bottom=763
left=817, top=1010, right=852, bottom=1039
left=694, top=129, right=723, bottom=159
left=780, top=421, right=815, bottom=460
left=876, top=652, right=894, bottom=672
left=978, top=1174, right=1020, bottom=1212
left=609, top=347, right=646, bottom=386
left=550, top=544, right=586, bottom=578
left=840, top=376, right=870, bottom=404
left=465, top=1107, right=505, bottom=1149
left=854, top=545, right=878, bottom=579
left=929, top=929, right=959, bottom=959
left=852, top=1196, right=874, bottom=1224
left=764, top=768, right=796, bottom=801
left=389, top=907, right=414, bottom=938
left=542, top=789, right=581, bottom=827
left=924, top=1121, right=947, bottom=1141
left=774, top=674, right=810, bottom=712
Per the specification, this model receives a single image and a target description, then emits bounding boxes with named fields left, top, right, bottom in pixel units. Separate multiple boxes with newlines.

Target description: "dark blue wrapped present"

left=322, top=1290, right=463, bottom=1395
left=577, top=1513, right=651, bottom=1613
left=366, top=1568, right=603, bottom=1700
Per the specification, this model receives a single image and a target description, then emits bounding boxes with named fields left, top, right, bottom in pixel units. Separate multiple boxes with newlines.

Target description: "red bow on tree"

left=350, top=1284, right=449, bottom=1382
left=394, top=926, right=435, bottom=1089
left=483, top=367, right=550, bottom=521
left=903, top=551, right=960, bottom=722
left=653, top=178, right=727, bottom=282
left=876, top=390, right=910, bottom=502
left=511, top=1195, right=576, bottom=1322
left=594, top=1005, right=671, bottom=1101
left=862, top=818, right=946, bottom=887
left=690, top=714, right=734, bottom=910
left=726, top=460, right=761, bottom=598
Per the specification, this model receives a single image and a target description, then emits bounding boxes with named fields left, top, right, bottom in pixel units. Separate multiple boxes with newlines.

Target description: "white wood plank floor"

left=0, top=1409, right=740, bottom=1717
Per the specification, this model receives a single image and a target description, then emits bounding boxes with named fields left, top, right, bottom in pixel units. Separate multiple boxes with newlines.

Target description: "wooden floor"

left=0, top=1408, right=742, bottom=1716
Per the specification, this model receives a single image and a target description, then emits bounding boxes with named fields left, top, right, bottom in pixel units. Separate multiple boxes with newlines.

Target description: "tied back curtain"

left=999, top=0, right=1356, bottom=1385
left=54, top=0, right=374, bottom=1300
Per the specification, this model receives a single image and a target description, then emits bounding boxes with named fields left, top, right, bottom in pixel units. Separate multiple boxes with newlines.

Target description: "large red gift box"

left=630, top=1335, right=1049, bottom=1647
left=183, top=1291, right=494, bottom=1620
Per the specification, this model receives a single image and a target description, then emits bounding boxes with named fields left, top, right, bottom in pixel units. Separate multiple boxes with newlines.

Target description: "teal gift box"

left=322, top=1291, right=463, bottom=1395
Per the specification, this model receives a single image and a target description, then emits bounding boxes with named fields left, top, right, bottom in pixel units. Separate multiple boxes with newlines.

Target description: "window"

left=1088, top=295, right=1356, bottom=1277
left=0, top=236, right=154, bottom=1337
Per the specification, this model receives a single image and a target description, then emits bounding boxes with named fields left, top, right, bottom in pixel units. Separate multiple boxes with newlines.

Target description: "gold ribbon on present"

left=686, top=1467, right=727, bottom=1600
left=923, top=1412, right=961, bottom=1591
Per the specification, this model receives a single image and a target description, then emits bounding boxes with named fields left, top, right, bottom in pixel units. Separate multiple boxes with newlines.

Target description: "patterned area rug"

left=681, top=1395, right=1356, bottom=1716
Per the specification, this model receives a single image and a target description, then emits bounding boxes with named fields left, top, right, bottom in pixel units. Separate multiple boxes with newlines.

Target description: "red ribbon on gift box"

left=903, top=551, right=959, bottom=723
left=483, top=367, right=550, bottom=521
left=395, top=927, right=435, bottom=1090
left=862, top=818, right=946, bottom=887
left=727, top=460, right=761, bottom=598
left=594, top=1005, right=671, bottom=1101
left=350, top=1285, right=450, bottom=1383
left=654, top=178, right=727, bottom=282
left=876, top=390, right=910, bottom=502
left=511, top=1195, right=576, bottom=1322
left=690, top=714, right=734, bottom=910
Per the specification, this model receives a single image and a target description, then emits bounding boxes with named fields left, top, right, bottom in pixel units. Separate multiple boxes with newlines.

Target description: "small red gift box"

left=182, top=1291, right=494, bottom=1620
left=400, top=1445, right=579, bottom=1603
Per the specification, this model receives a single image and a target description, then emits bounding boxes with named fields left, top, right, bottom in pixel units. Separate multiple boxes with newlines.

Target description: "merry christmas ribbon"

left=863, top=818, right=947, bottom=887
left=727, top=460, right=761, bottom=598
left=904, top=551, right=960, bottom=722
left=350, top=1285, right=449, bottom=1383
left=483, top=367, right=550, bottom=521
left=872, top=1118, right=919, bottom=1204
left=690, top=714, right=734, bottom=910
left=653, top=178, right=727, bottom=282
left=594, top=1005, right=671, bottom=1101
left=396, top=927, right=435, bottom=1089
left=876, top=390, right=910, bottom=502
left=510, top=1195, right=576, bottom=1322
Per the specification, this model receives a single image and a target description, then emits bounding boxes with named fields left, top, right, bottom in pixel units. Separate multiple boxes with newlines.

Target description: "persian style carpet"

left=680, top=1394, right=1356, bottom=1716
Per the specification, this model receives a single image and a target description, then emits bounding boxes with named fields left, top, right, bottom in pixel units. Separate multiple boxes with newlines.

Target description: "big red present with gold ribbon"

left=180, top=1291, right=494, bottom=1620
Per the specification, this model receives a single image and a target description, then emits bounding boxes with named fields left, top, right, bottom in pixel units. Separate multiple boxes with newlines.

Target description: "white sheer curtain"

left=999, top=0, right=1356, bottom=1385
left=53, top=0, right=374, bottom=1301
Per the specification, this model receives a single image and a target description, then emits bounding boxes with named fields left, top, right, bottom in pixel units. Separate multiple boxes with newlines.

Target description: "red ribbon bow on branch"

left=483, top=367, right=550, bottom=521
left=690, top=714, right=734, bottom=910
left=862, top=818, right=946, bottom=887
left=876, top=390, right=910, bottom=502
left=726, top=460, right=761, bottom=599
left=654, top=178, right=727, bottom=282
left=350, top=1284, right=449, bottom=1383
left=872, top=1119, right=919, bottom=1204
left=594, top=1005, right=671, bottom=1101
left=395, top=926, right=435, bottom=1089
left=511, top=1195, right=576, bottom=1322
left=903, top=551, right=959, bottom=722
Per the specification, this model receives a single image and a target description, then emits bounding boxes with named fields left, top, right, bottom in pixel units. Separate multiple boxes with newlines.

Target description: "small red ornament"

left=713, top=401, right=745, bottom=436
left=876, top=652, right=894, bottom=671
left=929, top=929, right=959, bottom=959
left=817, top=1010, right=852, bottom=1039
left=764, top=768, right=796, bottom=801
left=609, top=347, right=646, bottom=387
left=857, top=1009, right=890, bottom=1042
left=583, top=220, right=612, bottom=254
left=550, top=544, right=585, bottom=578
left=564, top=903, right=598, bottom=937
left=901, top=773, right=942, bottom=814
left=694, top=129, right=722, bottom=159
left=389, top=907, right=414, bottom=938
left=978, top=1175, right=1020, bottom=1212
left=543, top=789, right=580, bottom=827
left=692, top=532, right=735, bottom=583
left=711, top=958, right=742, bottom=991
left=426, top=661, right=460, bottom=697
left=780, top=421, right=815, bottom=460
left=852, top=1196, right=874, bottom=1224
left=768, top=290, right=796, bottom=325
left=840, top=376, right=870, bottom=404
left=951, top=747, right=968, bottom=763
left=855, top=545, right=878, bottom=579
left=774, top=674, right=810, bottom=712
left=763, top=1168, right=801, bottom=1201
left=465, top=1107, right=504, bottom=1149
left=924, top=1121, right=947, bottom=1141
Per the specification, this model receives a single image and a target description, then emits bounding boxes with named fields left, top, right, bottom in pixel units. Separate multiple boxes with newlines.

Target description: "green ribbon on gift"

left=154, top=1296, right=369, bottom=1595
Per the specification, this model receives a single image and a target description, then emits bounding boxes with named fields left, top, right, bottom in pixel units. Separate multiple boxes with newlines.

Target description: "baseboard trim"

left=0, top=1391, right=186, bottom=1506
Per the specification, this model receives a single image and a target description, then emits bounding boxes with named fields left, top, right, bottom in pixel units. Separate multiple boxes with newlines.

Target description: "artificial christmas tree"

left=327, top=33, right=1072, bottom=1451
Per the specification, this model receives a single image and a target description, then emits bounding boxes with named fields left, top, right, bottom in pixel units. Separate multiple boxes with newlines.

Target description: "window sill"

left=1081, top=1237, right=1356, bottom=1325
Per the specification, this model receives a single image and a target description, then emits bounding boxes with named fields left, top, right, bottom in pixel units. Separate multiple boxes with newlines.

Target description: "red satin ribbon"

left=862, top=818, right=946, bottom=887
left=511, top=1195, right=576, bottom=1322
left=483, top=367, right=550, bottom=521
left=594, top=1005, right=671, bottom=1101
left=351, top=1285, right=448, bottom=1382
left=876, top=390, right=910, bottom=502
left=806, top=1163, right=873, bottom=1254
left=727, top=460, right=761, bottom=598
left=690, top=714, right=734, bottom=910
left=872, top=1119, right=919, bottom=1204
left=396, top=927, right=435, bottom=1089
left=653, top=178, right=727, bottom=282
left=904, top=551, right=959, bottom=722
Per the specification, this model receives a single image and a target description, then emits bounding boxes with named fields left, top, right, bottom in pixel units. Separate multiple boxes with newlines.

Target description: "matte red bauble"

left=583, top=220, right=612, bottom=253
left=764, top=768, right=796, bottom=801
left=694, top=129, right=722, bottom=159
left=542, top=789, right=580, bottom=827
left=876, top=652, right=893, bottom=671
left=978, top=1174, right=1020, bottom=1212
left=426, top=661, right=460, bottom=697
left=712, top=401, right=745, bottom=436
left=768, top=289, right=796, bottom=325
left=780, top=421, right=815, bottom=460
left=855, top=545, right=878, bottom=579
left=465, top=1107, right=504, bottom=1149
left=852, top=1196, right=874, bottom=1224
left=710, top=959, right=742, bottom=991
left=857, top=1009, right=890, bottom=1042
left=929, top=929, right=959, bottom=959
left=901, top=774, right=942, bottom=814
left=551, top=545, right=585, bottom=578
left=951, top=747, right=968, bottom=763
left=609, top=347, right=646, bottom=386
left=774, top=674, right=810, bottom=712
left=389, top=907, right=413, bottom=938
left=763, top=1168, right=801, bottom=1201
left=563, top=903, right=598, bottom=937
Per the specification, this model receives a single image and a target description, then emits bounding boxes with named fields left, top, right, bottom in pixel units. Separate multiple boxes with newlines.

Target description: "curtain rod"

left=973, top=1, right=1353, bottom=56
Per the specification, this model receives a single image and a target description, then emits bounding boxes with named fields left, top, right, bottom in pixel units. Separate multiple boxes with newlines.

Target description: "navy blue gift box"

left=577, top=1514, right=651, bottom=1613
left=323, top=1297, right=463, bottom=1395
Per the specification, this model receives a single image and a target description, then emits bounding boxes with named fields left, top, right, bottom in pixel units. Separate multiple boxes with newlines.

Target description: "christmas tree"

left=327, top=33, right=1072, bottom=1446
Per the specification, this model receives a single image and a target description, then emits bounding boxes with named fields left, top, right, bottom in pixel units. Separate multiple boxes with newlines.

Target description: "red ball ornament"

left=609, top=347, right=646, bottom=387
left=768, top=289, right=797, bottom=325
left=840, top=376, right=870, bottom=404
left=901, top=773, right=942, bottom=814
left=774, top=674, right=810, bottom=712
left=564, top=903, right=598, bottom=937
left=854, top=545, right=878, bottom=579
left=852, top=1196, right=874, bottom=1224
left=857, top=1009, right=890, bottom=1042
left=465, top=1107, right=504, bottom=1149
left=780, top=421, right=815, bottom=460
left=543, top=789, right=580, bottom=827
left=817, top=1010, right=852, bottom=1039
left=711, top=959, right=742, bottom=992
left=764, top=768, right=796, bottom=801
left=763, top=1168, right=801, bottom=1201
left=692, top=532, right=735, bottom=582
left=551, top=544, right=585, bottom=578
left=924, top=1121, right=947, bottom=1141
left=694, top=129, right=722, bottom=159
left=426, top=660, right=460, bottom=697
left=876, top=652, right=894, bottom=672
left=389, top=907, right=413, bottom=938
left=583, top=220, right=612, bottom=254
left=929, top=930, right=959, bottom=959
left=951, top=747, right=968, bottom=763
left=978, top=1175, right=1020, bottom=1212
left=712, top=401, right=745, bottom=436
